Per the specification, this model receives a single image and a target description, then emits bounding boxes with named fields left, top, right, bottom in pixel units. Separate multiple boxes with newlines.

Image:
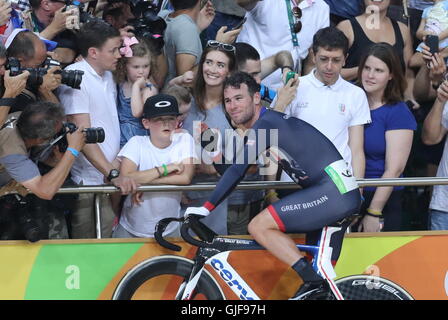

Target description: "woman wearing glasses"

left=181, top=40, right=237, bottom=235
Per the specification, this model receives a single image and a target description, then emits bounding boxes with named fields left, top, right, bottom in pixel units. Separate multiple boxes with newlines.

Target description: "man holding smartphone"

left=422, top=77, right=448, bottom=230
left=236, top=0, right=330, bottom=88
left=277, top=27, right=370, bottom=195
left=234, top=41, right=299, bottom=110
left=203, top=0, right=246, bottom=42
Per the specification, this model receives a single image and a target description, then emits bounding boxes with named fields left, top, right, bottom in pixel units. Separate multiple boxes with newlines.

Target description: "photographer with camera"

left=0, top=43, right=31, bottom=128
left=20, top=0, right=79, bottom=41
left=6, top=29, right=63, bottom=109
left=0, top=101, right=85, bottom=241
left=58, top=20, right=138, bottom=239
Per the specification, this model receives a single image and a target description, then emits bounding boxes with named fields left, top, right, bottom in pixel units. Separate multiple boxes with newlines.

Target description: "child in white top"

left=113, top=94, right=198, bottom=238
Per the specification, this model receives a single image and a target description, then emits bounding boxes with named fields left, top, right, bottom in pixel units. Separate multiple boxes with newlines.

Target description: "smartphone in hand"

left=231, top=17, right=247, bottom=31
left=426, top=35, right=439, bottom=54
left=284, top=71, right=297, bottom=85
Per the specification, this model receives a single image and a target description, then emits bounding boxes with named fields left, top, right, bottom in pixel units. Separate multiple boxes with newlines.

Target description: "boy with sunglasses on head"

left=113, top=94, right=198, bottom=238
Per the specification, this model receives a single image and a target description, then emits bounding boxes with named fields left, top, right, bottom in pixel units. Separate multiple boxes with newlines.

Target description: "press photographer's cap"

left=143, top=94, right=181, bottom=119
left=4, top=28, right=58, bottom=51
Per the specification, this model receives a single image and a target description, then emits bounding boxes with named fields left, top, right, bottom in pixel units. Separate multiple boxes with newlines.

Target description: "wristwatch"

left=107, top=169, right=120, bottom=181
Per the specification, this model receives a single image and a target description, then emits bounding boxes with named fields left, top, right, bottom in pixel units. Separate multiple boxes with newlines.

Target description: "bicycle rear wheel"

left=112, top=255, right=225, bottom=300
left=335, top=275, right=413, bottom=300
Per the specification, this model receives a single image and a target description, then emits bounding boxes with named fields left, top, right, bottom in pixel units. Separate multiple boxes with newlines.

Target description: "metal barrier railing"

left=55, top=177, right=448, bottom=194
left=14, top=177, right=448, bottom=239
left=50, top=177, right=448, bottom=239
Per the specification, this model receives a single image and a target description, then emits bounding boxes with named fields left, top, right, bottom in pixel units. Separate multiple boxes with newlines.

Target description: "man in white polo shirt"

left=236, top=0, right=330, bottom=89
left=281, top=27, right=371, bottom=187
left=58, top=20, right=138, bottom=239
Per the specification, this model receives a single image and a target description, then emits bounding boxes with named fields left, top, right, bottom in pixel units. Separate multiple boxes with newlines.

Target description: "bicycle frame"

left=176, top=225, right=345, bottom=300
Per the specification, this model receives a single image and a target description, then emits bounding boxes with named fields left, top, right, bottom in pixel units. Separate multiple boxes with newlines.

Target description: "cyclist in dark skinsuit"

left=185, top=72, right=361, bottom=300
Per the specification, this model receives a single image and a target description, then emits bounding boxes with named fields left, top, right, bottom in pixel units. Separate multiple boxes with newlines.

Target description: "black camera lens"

left=28, top=69, right=47, bottom=87
left=84, top=127, right=105, bottom=144
left=61, top=70, right=84, bottom=89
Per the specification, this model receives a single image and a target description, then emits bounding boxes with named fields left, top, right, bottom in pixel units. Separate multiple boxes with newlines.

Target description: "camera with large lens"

left=45, top=58, right=84, bottom=89
left=0, top=195, right=43, bottom=242
left=56, top=122, right=106, bottom=153
left=8, top=57, right=47, bottom=87
left=7, top=57, right=84, bottom=89
left=30, top=122, right=105, bottom=163
left=127, top=1, right=167, bottom=55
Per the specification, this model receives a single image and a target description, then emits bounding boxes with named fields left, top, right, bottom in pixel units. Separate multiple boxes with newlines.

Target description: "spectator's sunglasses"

left=206, top=40, right=236, bottom=53
left=292, top=6, right=302, bottom=33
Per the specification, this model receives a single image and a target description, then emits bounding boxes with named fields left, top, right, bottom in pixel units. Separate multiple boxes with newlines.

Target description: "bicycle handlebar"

left=154, top=217, right=183, bottom=251
left=154, top=215, right=217, bottom=251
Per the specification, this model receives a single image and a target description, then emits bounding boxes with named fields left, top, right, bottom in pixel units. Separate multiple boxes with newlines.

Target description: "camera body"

left=0, top=194, right=43, bottom=242
left=7, top=57, right=84, bottom=89
left=8, top=57, right=47, bottom=87
left=56, top=122, right=105, bottom=153
left=127, top=1, right=167, bottom=55
left=30, top=122, right=105, bottom=163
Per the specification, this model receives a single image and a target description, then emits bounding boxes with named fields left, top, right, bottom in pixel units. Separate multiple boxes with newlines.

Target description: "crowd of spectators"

left=0, top=0, right=447, bottom=241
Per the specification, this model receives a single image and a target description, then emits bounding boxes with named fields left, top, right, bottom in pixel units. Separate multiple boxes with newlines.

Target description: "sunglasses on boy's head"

left=206, top=40, right=236, bottom=53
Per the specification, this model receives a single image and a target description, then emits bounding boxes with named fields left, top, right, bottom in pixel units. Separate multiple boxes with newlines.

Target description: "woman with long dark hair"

left=357, top=42, right=417, bottom=232
left=181, top=40, right=237, bottom=234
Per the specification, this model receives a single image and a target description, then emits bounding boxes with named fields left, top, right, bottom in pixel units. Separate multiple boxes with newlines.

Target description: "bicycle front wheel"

left=335, top=275, right=414, bottom=300
left=112, top=255, right=225, bottom=300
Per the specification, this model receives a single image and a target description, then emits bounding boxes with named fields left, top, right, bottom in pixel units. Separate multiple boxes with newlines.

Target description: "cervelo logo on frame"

left=210, top=257, right=257, bottom=300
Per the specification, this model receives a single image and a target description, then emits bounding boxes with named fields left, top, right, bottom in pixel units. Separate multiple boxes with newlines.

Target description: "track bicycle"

left=112, top=214, right=414, bottom=300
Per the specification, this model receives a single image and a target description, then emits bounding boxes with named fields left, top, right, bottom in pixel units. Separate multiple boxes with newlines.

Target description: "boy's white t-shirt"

left=117, top=133, right=198, bottom=237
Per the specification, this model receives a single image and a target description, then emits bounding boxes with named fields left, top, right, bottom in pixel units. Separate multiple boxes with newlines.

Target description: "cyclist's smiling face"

left=202, top=51, right=230, bottom=86
left=224, top=83, right=260, bottom=127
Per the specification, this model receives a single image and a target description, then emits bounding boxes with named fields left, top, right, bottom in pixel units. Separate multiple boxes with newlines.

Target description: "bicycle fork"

left=178, top=253, right=208, bottom=300
left=179, top=247, right=222, bottom=300
left=314, top=226, right=345, bottom=300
